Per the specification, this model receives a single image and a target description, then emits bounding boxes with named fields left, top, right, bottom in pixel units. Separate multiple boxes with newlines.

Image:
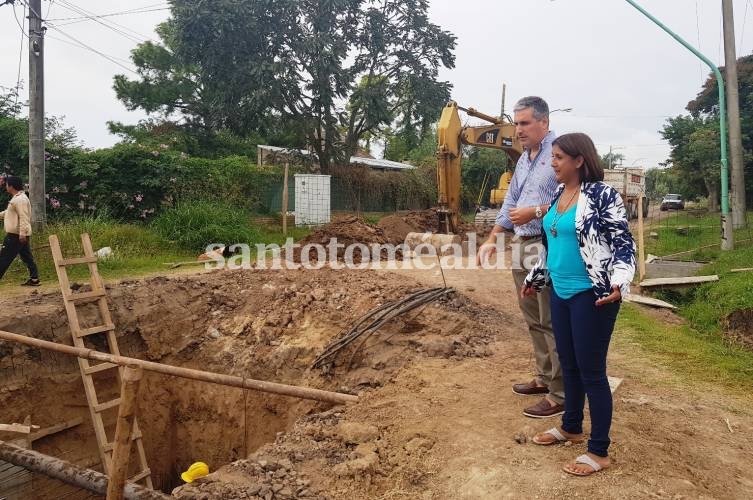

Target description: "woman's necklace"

left=549, top=187, right=579, bottom=238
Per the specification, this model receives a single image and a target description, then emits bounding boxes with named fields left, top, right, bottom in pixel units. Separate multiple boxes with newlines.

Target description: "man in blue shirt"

left=477, top=96, right=564, bottom=418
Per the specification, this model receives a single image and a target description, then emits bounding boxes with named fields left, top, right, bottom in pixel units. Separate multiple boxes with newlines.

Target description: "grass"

left=670, top=244, right=753, bottom=336
left=617, top=239, right=753, bottom=392
left=642, top=209, right=753, bottom=261
left=0, top=210, right=311, bottom=290
left=615, top=303, right=753, bottom=391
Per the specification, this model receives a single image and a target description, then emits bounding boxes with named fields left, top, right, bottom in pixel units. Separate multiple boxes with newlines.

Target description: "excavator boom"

left=435, top=101, right=522, bottom=234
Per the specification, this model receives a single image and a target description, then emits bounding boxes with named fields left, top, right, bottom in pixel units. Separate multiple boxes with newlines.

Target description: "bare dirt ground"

left=1, top=220, right=752, bottom=499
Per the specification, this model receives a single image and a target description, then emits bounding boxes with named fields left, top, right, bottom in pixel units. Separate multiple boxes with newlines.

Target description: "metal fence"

left=641, top=198, right=753, bottom=262
left=262, top=176, right=433, bottom=216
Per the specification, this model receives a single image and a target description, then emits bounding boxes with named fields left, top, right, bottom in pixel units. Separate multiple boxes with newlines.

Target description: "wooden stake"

left=637, top=192, right=646, bottom=281
left=282, top=162, right=290, bottom=236
left=106, top=366, right=143, bottom=500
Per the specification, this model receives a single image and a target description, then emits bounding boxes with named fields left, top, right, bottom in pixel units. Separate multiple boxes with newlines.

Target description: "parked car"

left=660, top=194, right=685, bottom=211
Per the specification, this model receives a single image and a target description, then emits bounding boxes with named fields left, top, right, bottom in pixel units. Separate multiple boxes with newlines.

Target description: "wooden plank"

left=60, top=256, right=99, bottom=266
left=103, top=430, right=143, bottom=452
left=93, top=398, right=122, bottom=413
left=0, top=423, right=39, bottom=434
left=77, top=324, right=116, bottom=338
left=128, top=468, right=151, bottom=483
left=624, top=294, right=678, bottom=310
left=731, top=267, right=753, bottom=273
left=66, top=290, right=107, bottom=303
left=29, top=418, right=84, bottom=442
left=84, top=362, right=119, bottom=375
left=639, top=275, right=719, bottom=288
left=645, top=259, right=706, bottom=279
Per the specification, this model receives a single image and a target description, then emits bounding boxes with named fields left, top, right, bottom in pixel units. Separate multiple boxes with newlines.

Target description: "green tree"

left=113, top=0, right=456, bottom=172
left=684, top=53, right=753, bottom=207
left=645, top=167, right=679, bottom=200
left=600, top=151, right=625, bottom=169
left=661, top=115, right=721, bottom=209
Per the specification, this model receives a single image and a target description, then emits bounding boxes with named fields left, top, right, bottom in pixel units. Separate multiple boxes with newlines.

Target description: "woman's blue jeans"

left=550, top=289, right=620, bottom=457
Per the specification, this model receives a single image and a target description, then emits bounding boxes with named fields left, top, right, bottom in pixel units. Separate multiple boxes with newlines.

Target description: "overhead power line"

left=14, top=1, right=26, bottom=108
left=43, top=23, right=139, bottom=73
left=741, top=0, right=750, bottom=50
left=51, top=0, right=157, bottom=44
left=16, top=0, right=139, bottom=74
left=47, top=5, right=169, bottom=23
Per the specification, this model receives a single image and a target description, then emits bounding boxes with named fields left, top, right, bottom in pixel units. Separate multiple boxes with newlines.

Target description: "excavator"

left=435, top=100, right=523, bottom=235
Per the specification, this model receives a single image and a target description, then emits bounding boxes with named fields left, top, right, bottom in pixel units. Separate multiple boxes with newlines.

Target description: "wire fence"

left=641, top=198, right=753, bottom=262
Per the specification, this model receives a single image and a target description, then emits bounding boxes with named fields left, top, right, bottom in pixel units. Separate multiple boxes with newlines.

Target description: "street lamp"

left=622, top=0, right=732, bottom=249
left=549, top=0, right=733, bottom=249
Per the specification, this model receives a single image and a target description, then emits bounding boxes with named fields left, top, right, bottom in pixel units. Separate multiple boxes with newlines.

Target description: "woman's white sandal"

left=563, top=454, right=608, bottom=476
left=532, top=427, right=583, bottom=446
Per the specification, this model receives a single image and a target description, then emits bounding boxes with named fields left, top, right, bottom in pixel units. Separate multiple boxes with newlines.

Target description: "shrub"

left=151, top=199, right=261, bottom=251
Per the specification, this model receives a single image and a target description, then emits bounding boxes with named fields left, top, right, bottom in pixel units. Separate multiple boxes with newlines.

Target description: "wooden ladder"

left=49, top=233, right=153, bottom=489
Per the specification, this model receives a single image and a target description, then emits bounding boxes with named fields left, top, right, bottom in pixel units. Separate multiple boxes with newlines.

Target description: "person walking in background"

left=0, top=175, right=40, bottom=286
left=522, top=132, right=636, bottom=476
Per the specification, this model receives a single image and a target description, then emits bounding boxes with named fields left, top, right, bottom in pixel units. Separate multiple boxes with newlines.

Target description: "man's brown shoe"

left=523, top=398, right=565, bottom=419
left=512, top=380, right=549, bottom=396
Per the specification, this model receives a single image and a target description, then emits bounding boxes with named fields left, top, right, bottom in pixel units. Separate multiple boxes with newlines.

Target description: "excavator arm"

left=436, top=101, right=522, bottom=234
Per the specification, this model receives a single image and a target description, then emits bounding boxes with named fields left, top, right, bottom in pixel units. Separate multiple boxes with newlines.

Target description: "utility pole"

left=500, top=83, right=507, bottom=119
left=722, top=0, right=746, bottom=229
left=609, top=146, right=613, bottom=169
left=28, top=0, right=46, bottom=231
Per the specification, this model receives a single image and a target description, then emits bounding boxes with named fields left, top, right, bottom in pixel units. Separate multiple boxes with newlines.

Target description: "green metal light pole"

left=624, top=0, right=733, bottom=250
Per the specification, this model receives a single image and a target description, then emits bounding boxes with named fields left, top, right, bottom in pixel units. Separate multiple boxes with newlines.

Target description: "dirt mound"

left=400, top=209, right=439, bottom=233
left=724, top=307, right=753, bottom=349
left=376, top=215, right=419, bottom=245
left=295, top=216, right=389, bottom=262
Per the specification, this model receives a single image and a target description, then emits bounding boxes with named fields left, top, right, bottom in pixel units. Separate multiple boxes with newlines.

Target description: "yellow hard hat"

left=181, top=462, right=209, bottom=483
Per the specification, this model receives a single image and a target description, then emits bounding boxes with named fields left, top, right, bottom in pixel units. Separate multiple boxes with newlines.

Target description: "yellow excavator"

left=436, top=101, right=523, bottom=235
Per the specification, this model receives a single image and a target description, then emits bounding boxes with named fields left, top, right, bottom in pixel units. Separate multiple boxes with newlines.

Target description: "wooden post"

left=106, top=366, right=143, bottom=500
left=282, top=162, right=289, bottom=236
left=638, top=192, right=646, bottom=281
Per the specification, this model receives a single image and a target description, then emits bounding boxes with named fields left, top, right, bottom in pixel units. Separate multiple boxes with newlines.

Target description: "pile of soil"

left=375, top=215, right=417, bottom=245
left=724, top=307, right=753, bottom=349
left=293, top=210, right=493, bottom=263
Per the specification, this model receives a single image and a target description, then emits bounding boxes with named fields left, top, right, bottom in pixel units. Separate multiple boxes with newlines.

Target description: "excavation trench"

left=0, top=270, right=497, bottom=497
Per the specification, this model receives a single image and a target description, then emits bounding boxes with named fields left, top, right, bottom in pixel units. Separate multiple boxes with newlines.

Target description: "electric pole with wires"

left=28, top=0, right=46, bottom=231
left=723, top=0, right=747, bottom=229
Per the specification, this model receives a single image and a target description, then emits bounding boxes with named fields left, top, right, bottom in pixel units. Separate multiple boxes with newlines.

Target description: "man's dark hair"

left=5, top=175, right=23, bottom=191
left=552, top=133, right=605, bottom=182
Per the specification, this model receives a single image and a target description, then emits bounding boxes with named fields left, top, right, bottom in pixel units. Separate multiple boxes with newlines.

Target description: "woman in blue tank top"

left=521, top=133, right=636, bottom=477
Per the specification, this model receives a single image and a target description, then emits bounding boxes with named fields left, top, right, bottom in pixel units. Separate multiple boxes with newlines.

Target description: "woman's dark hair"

left=5, top=175, right=23, bottom=191
left=552, top=133, right=604, bottom=182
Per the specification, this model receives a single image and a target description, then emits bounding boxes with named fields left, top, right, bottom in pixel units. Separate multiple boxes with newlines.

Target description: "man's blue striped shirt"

left=496, top=130, right=559, bottom=236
